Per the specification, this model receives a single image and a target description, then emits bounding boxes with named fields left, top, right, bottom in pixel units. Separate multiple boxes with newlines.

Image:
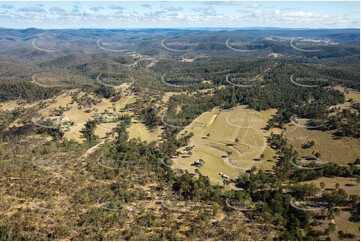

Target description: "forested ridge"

left=0, top=28, right=359, bottom=240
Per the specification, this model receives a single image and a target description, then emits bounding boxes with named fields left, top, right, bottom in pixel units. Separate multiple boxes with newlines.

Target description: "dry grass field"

left=2, top=90, right=162, bottom=143
left=329, top=85, right=360, bottom=111
left=32, top=91, right=135, bottom=142
left=332, top=210, right=360, bottom=241
left=333, top=85, right=360, bottom=103
left=303, top=177, right=359, bottom=196
left=0, top=100, right=35, bottom=111
left=282, top=85, right=359, bottom=174
left=172, top=105, right=278, bottom=183
left=302, top=177, right=360, bottom=240
left=284, top=123, right=359, bottom=165
left=127, top=117, right=162, bottom=143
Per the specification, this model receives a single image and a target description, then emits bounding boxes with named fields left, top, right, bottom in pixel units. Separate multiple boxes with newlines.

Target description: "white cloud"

left=192, top=7, right=217, bottom=16
left=203, top=1, right=242, bottom=6
left=1, top=2, right=358, bottom=29
left=84, top=9, right=95, bottom=16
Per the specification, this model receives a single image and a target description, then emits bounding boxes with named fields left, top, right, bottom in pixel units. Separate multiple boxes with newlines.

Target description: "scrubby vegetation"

left=0, top=28, right=359, bottom=240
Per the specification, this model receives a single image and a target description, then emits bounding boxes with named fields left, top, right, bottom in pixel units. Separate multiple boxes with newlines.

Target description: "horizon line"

left=1, top=27, right=360, bottom=31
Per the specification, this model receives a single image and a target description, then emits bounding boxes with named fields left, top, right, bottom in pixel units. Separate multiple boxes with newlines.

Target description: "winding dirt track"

left=78, top=138, right=108, bottom=162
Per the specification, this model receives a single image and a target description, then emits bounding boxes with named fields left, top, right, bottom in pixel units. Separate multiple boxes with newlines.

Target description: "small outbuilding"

left=193, top=159, right=203, bottom=167
left=221, top=174, right=229, bottom=179
left=186, top=145, right=196, bottom=151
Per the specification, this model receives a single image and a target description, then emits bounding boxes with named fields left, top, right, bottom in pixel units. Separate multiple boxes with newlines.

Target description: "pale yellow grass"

left=5, top=118, right=22, bottom=130
left=172, top=105, right=277, bottom=183
left=127, top=119, right=162, bottom=143
left=333, top=85, right=360, bottom=103
left=36, top=91, right=135, bottom=143
left=284, top=124, right=359, bottom=165
left=303, top=176, right=359, bottom=240
left=333, top=210, right=360, bottom=240
left=0, top=100, right=34, bottom=111
left=162, top=92, right=177, bottom=104
left=37, top=93, right=72, bottom=116
left=303, top=177, right=359, bottom=196
left=180, top=58, right=195, bottom=62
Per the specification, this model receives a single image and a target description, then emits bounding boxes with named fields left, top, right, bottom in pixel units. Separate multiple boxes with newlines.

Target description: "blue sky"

left=0, top=1, right=359, bottom=29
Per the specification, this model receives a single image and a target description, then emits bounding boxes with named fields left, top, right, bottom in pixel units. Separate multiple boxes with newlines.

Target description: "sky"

left=0, top=1, right=359, bottom=29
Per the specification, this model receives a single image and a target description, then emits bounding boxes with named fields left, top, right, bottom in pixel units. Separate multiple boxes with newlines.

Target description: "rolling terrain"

left=0, top=28, right=359, bottom=241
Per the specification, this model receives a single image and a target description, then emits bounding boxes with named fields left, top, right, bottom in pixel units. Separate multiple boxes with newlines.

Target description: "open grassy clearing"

left=0, top=100, right=21, bottom=111
left=302, top=177, right=359, bottom=196
left=283, top=85, right=359, bottom=166
left=330, top=85, right=360, bottom=110
left=283, top=124, right=359, bottom=165
left=4, top=118, right=23, bottom=130
left=94, top=105, right=162, bottom=144
left=302, top=177, right=359, bottom=240
left=162, top=92, right=178, bottom=104
left=127, top=117, right=162, bottom=143
left=34, top=91, right=135, bottom=142
left=64, top=95, right=133, bottom=142
left=34, top=90, right=161, bottom=143
left=316, top=212, right=360, bottom=241
left=37, top=92, right=74, bottom=115
left=172, top=105, right=277, bottom=183
left=333, top=85, right=360, bottom=103
left=0, top=100, right=35, bottom=111
left=332, top=210, right=360, bottom=241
